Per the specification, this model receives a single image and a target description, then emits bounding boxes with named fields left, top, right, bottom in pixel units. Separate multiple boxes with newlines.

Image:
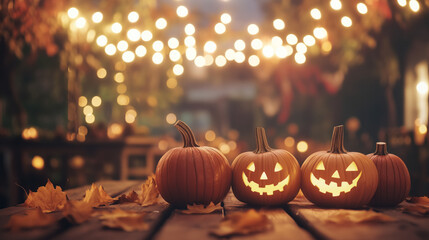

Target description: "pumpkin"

left=231, top=127, right=301, bottom=206
left=155, top=120, right=232, bottom=208
left=301, top=125, right=378, bottom=208
left=368, top=142, right=411, bottom=207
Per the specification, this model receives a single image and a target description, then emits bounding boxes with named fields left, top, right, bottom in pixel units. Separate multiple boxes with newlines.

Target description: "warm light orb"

left=204, top=41, right=217, bottom=53
left=322, top=41, right=332, bottom=53
left=204, top=55, right=214, bottom=66
left=284, top=137, right=295, bottom=147
left=166, top=113, right=177, bottom=124
left=128, top=11, right=139, bottom=23
left=68, top=7, right=79, bottom=19
left=357, top=3, right=368, bottom=14
left=152, top=52, right=164, bottom=64
left=117, top=94, right=130, bottom=105
left=419, top=124, right=428, bottom=134
left=92, top=96, right=102, bottom=107
left=117, top=40, right=128, bottom=51
left=215, top=23, right=226, bottom=34
left=330, top=0, right=342, bottom=10
left=275, top=46, right=288, bottom=59
left=135, top=45, right=147, bottom=57
left=85, top=114, right=95, bottom=124
left=152, top=40, right=164, bottom=51
left=409, top=0, right=420, bottom=12
left=127, top=29, right=141, bottom=42
left=285, top=45, right=294, bottom=56
left=397, top=0, right=407, bottom=7
left=114, top=72, right=124, bottom=83
left=177, top=6, right=188, bottom=17
left=220, top=13, right=232, bottom=24
left=219, top=143, right=230, bottom=154
left=310, top=8, right=322, bottom=20
left=32, top=156, right=45, bottom=170
left=248, top=55, right=260, bottom=67
left=286, top=34, right=298, bottom=45
left=313, top=27, right=328, bottom=39
left=97, top=68, right=107, bottom=79
left=205, top=130, right=216, bottom=141
left=122, top=51, right=135, bottom=63
left=75, top=17, right=87, bottom=29
left=215, top=55, right=227, bottom=67
left=166, top=78, right=178, bottom=89
left=78, top=96, right=87, bottom=107
left=272, top=36, right=283, bottom=47
left=303, top=35, right=316, bottom=46
left=186, top=47, right=197, bottom=60
left=117, top=84, right=127, bottom=94
left=96, top=35, right=108, bottom=47
left=247, top=24, right=259, bottom=35
left=296, top=43, right=308, bottom=53
left=297, top=141, right=308, bottom=152
left=194, top=56, right=206, bottom=67
left=416, top=82, right=429, bottom=94
left=155, top=18, right=167, bottom=30
left=234, top=39, right=246, bottom=51
left=105, top=44, right=116, bottom=55
left=141, top=30, right=153, bottom=41
left=83, top=105, right=93, bottom=115
left=173, top=64, right=184, bottom=76
left=184, top=24, right=195, bottom=35
left=273, top=19, right=285, bottom=30
left=251, top=39, right=263, bottom=50
left=169, top=50, right=181, bottom=62
left=262, top=45, right=274, bottom=58
left=112, top=22, right=122, bottom=33
left=184, top=36, right=196, bottom=47
left=168, top=37, right=180, bottom=49
left=234, top=52, right=245, bottom=63
left=341, top=16, right=352, bottom=27
left=92, top=12, right=103, bottom=23
left=294, top=53, right=306, bottom=64
left=225, top=49, right=235, bottom=61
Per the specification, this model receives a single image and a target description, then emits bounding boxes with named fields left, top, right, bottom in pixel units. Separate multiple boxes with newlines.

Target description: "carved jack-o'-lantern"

left=301, top=125, right=378, bottom=208
left=232, top=127, right=301, bottom=206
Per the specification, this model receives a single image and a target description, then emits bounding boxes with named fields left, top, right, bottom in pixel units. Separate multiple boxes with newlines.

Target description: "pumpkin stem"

left=175, top=120, right=199, bottom=148
left=374, top=142, right=388, bottom=155
left=328, top=125, right=347, bottom=154
left=254, top=127, right=272, bottom=153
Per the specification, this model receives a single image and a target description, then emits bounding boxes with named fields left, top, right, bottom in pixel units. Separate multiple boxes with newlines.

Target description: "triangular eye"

left=247, top=162, right=255, bottom=172
left=346, top=162, right=358, bottom=171
left=315, top=161, right=325, bottom=170
left=274, top=163, right=283, bottom=172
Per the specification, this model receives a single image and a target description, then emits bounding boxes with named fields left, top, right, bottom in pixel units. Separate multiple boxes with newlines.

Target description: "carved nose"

left=331, top=170, right=340, bottom=179
left=260, top=172, right=268, bottom=180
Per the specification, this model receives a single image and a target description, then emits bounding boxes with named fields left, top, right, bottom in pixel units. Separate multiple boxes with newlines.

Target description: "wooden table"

left=0, top=181, right=428, bottom=240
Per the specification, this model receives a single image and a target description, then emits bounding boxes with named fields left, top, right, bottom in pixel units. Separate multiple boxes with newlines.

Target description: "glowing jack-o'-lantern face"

left=242, top=162, right=290, bottom=196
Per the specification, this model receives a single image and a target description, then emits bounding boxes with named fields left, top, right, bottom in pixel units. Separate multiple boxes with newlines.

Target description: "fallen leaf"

left=181, top=202, right=223, bottom=214
left=210, top=209, right=272, bottom=237
left=63, top=200, right=93, bottom=224
left=401, top=205, right=429, bottom=216
left=83, top=184, right=115, bottom=207
left=24, top=179, right=67, bottom=213
left=5, top=208, right=57, bottom=231
left=139, top=175, right=159, bottom=207
left=307, top=209, right=396, bottom=224
left=406, top=196, right=429, bottom=205
left=98, top=209, right=148, bottom=231
left=118, top=191, right=139, bottom=204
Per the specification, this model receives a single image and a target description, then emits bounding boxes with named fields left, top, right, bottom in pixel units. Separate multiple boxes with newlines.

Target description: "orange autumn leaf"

left=24, top=179, right=67, bottom=213
left=98, top=209, right=148, bottom=232
left=62, top=200, right=93, bottom=224
left=118, top=191, right=139, bottom=204
left=83, top=184, right=115, bottom=207
left=403, top=196, right=429, bottom=216
left=5, top=208, right=57, bottom=231
left=181, top=202, right=222, bottom=214
left=210, top=209, right=272, bottom=237
left=406, top=196, right=429, bottom=205
left=308, top=209, right=396, bottom=224
left=139, top=175, right=159, bottom=207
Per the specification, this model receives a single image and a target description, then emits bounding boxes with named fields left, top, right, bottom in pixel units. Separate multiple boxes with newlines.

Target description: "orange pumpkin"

left=155, top=121, right=232, bottom=208
left=368, top=142, right=410, bottom=207
left=231, top=127, right=301, bottom=206
left=301, top=125, right=378, bottom=208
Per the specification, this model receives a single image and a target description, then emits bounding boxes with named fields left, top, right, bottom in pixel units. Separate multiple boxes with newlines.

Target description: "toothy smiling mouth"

left=242, top=172, right=290, bottom=195
left=310, top=172, right=362, bottom=197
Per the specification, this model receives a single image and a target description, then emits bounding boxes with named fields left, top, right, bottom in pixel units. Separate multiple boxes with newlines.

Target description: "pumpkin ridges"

left=188, top=148, right=197, bottom=204
left=204, top=148, right=220, bottom=204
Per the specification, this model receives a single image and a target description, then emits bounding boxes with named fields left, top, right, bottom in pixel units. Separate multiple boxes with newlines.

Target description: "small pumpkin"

left=155, top=121, right=232, bottom=208
left=231, top=127, right=301, bottom=206
left=368, top=142, right=411, bottom=207
left=301, top=125, right=378, bottom=208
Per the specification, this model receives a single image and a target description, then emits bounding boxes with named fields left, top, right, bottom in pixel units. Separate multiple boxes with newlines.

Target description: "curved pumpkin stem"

left=175, top=120, right=199, bottom=148
left=254, top=127, right=272, bottom=153
left=374, top=142, right=388, bottom=155
left=328, top=125, right=347, bottom=154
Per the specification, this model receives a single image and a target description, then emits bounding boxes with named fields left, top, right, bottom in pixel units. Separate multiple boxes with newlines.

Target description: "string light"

left=286, top=34, right=298, bottom=45
left=166, top=113, right=177, bottom=124
left=152, top=52, right=164, bottom=64
left=169, top=50, right=181, bottom=62
left=168, top=38, right=179, bottom=49
left=96, top=35, right=107, bottom=47
left=204, top=41, right=217, bottom=53
left=155, top=18, right=167, bottom=30
left=322, top=41, right=332, bottom=53
left=357, top=3, right=368, bottom=14
left=247, top=24, right=259, bottom=35
left=75, top=17, right=87, bottom=29
left=271, top=36, right=283, bottom=47
left=173, top=64, right=184, bottom=75
left=294, top=53, right=306, bottom=64
left=275, top=46, right=288, bottom=58
left=177, top=6, right=188, bottom=17
left=409, top=0, right=420, bottom=12
left=92, top=12, right=103, bottom=23
left=297, top=141, right=308, bottom=152
left=215, top=23, right=226, bottom=34
left=341, top=16, right=352, bottom=27
left=135, top=45, right=147, bottom=57
left=117, top=84, right=127, bottom=94
left=194, top=56, right=206, bottom=67
left=248, top=55, right=260, bottom=67
left=225, top=49, right=235, bottom=61
left=117, top=95, right=130, bottom=105
left=105, top=44, right=116, bottom=55
left=97, top=68, right=107, bottom=79
left=205, top=130, right=216, bottom=141
left=220, top=13, right=232, bottom=24
left=78, top=96, right=87, bottom=107
left=128, top=11, right=139, bottom=23
left=204, top=55, right=214, bottom=66
left=296, top=43, right=307, bottom=53
left=397, top=0, right=406, bottom=7
left=68, top=8, right=79, bottom=19
left=141, top=30, right=153, bottom=41
left=186, top=47, right=197, bottom=60
left=215, top=55, right=227, bottom=67
left=330, top=0, right=342, bottom=10
left=85, top=114, right=95, bottom=124
left=313, top=27, right=328, bottom=39
left=262, top=45, right=274, bottom=58
left=122, top=51, right=135, bottom=63
left=114, top=72, right=124, bottom=83
left=303, top=35, right=316, bottom=46
left=185, top=23, right=195, bottom=35
left=310, top=8, right=322, bottom=20
left=127, top=29, right=141, bottom=42
left=166, top=78, right=178, bottom=89
left=92, top=96, right=102, bottom=107
left=152, top=40, right=164, bottom=51
left=234, top=52, right=245, bottom=63
left=273, top=19, right=285, bottom=30
left=184, top=36, right=196, bottom=47
left=251, top=39, right=263, bottom=50
left=83, top=105, right=93, bottom=115
left=117, top=40, right=128, bottom=51
left=234, top=39, right=246, bottom=51
left=111, top=22, right=122, bottom=33
left=32, top=156, right=45, bottom=170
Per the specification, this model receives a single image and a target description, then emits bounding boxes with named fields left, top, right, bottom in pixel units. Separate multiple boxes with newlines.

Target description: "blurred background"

left=0, top=0, right=428, bottom=208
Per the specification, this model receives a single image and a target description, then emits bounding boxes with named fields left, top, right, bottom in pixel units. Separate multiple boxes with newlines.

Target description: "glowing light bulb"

left=114, top=72, right=124, bottom=83
left=135, top=45, right=147, bottom=57
left=78, top=96, right=87, bottom=107
left=234, top=52, right=245, bottom=63
left=194, top=56, right=206, bottom=67
left=330, top=0, right=342, bottom=10
left=75, top=17, right=86, bottom=29
left=105, top=44, right=116, bottom=56
left=205, top=130, right=216, bottom=141
left=310, top=8, right=322, bottom=20
left=166, top=113, right=177, bottom=124
left=294, top=53, right=306, bottom=64
left=117, top=95, right=130, bottom=106
left=96, top=35, right=107, bottom=47
left=166, top=78, right=177, bottom=89
left=185, top=36, right=196, bottom=47
left=286, top=34, right=298, bottom=45
left=177, top=6, right=188, bottom=17
left=186, top=47, right=197, bottom=60
left=234, top=39, right=246, bottom=51
left=169, top=50, right=181, bottom=62
left=322, top=41, right=332, bottom=53
left=272, top=36, right=283, bottom=47
left=122, top=51, right=135, bottom=63
left=128, top=11, right=139, bottom=23
left=248, top=55, right=260, bottom=67
left=152, top=40, right=164, bottom=51
left=225, top=49, right=235, bottom=61
left=296, top=43, right=307, bottom=53
left=220, top=13, right=231, bottom=24
left=215, top=23, right=226, bottom=34
left=341, top=16, right=352, bottom=27
left=155, top=18, right=167, bottom=30
left=297, top=141, right=308, bottom=152
left=397, top=0, right=406, bottom=7
left=68, top=8, right=79, bottom=19
left=275, top=46, right=288, bottom=58
left=204, top=55, right=214, bottom=66
left=152, top=52, right=164, bottom=64
left=262, top=45, right=274, bottom=58
left=168, top=38, right=179, bottom=49
left=247, top=24, right=259, bottom=35
left=313, top=27, right=328, bottom=39
left=97, top=68, right=107, bottom=79
left=127, top=29, right=141, bottom=42
left=416, top=82, right=429, bottom=94
left=251, top=39, right=263, bottom=50
left=215, top=55, right=227, bottom=67
left=409, top=0, right=420, bottom=12
left=172, top=64, right=184, bottom=76
left=91, top=96, right=102, bottom=107
left=32, top=156, right=45, bottom=170
left=83, top=105, right=93, bottom=115
left=357, top=3, right=368, bottom=14
left=185, top=24, right=195, bottom=35
left=204, top=41, right=217, bottom=53
left=92, top=12, right=103, bottom=23
left=117, top=40, right=128, bottom=52
left=303, top=35, right=316, bottom=46
left=141, top=30, right=153, bottom=41
left=273, top=19, right=285, bottom=30
left=112, top=22, right=122, bottom=33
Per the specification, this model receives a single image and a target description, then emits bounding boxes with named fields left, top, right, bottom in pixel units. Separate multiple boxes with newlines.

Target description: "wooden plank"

left=0, top=180, right=140, bottom=240
left=287, top=197, right=429, bottom=240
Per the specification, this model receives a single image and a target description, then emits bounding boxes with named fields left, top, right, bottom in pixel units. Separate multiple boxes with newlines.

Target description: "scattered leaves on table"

left=24, top=179, right=67, bottom=213
left=403, top=196, right=429, bottom=216
left=307, top=209, right=396, bottom=224
left=210, top=209, right=272, bottom=237
left=63, top=200, right=93, bottom=224
left=181, top=202, right=222, bottom=214
left=118, top=191, right=140, bottom=204
left=83, top=184, right=115, bottom=207
left=5, top=208, right=57, bottom=231
left=139, top=175, right=159, bottom=207
left=98, top=209, right=148, bottom=231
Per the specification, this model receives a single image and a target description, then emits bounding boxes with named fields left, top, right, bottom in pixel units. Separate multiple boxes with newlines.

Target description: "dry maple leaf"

left=309, top=209, right=396, bottom=224
left=210, top=209, right=272, bottom=237
left=5, top=208, right=57, bottom=231
left=181, top=202, right=223, bottom=214
left=62, top=200, right=93, bottom=224
left=139, top=175, right=159, bottom=207
left=24, top=179, right=67, bottom=213
left=118, top=191, right=139, bottom=204
left=98, top=209, right=148, bottom=231
left=83, top=184, right=115, bottom=207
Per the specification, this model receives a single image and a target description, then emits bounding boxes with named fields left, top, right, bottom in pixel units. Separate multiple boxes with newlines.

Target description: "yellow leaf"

left=210, top=209, right=272, bottom=237
left=83, top=184, right=115, bottom=207
left=118, top=190, right=140, bottom=204
left=62, top=200, right=93, bottom=224
left=5, top=208, right=57, bottom=231
left=309, top=209, right=396, bottom=224
left=181, top=202, right=222, bottom=214
left=139, top=175, right=159, bottom=207
left=24, top=179, right=67, bottom=213
left=98, top=209, right=148, bottom=232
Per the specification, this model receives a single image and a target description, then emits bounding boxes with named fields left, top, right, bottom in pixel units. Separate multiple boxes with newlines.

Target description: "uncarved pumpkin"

left=155, top=121, right=232, bottom=208
left=301, top=125, right=378, bottom=208
left=368, top=142, right=410, bottom=207
left=231, top=127, right=301, bottom=206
